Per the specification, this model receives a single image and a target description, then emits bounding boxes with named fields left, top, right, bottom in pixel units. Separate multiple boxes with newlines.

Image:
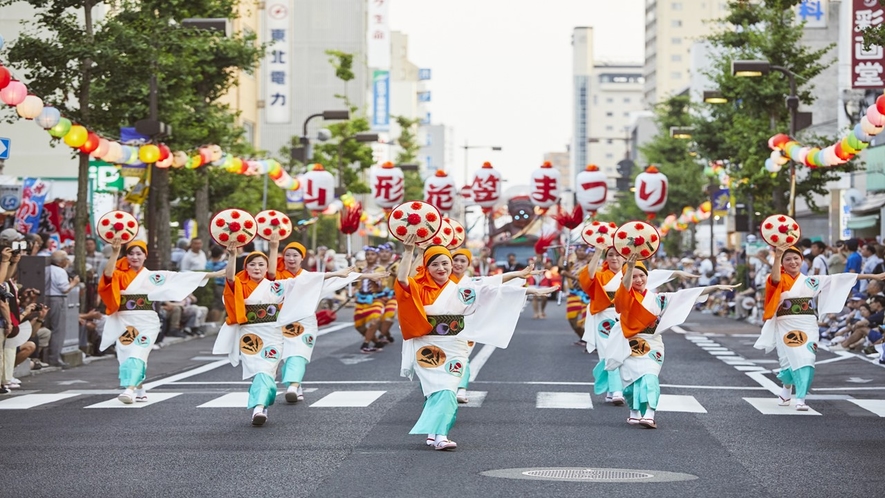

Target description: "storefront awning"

left=847, top=214, right=879, bottom=229
left=851, top=192, right=885, bottom=214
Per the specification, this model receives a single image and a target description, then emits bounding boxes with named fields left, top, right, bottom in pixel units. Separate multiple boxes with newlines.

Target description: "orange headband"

left=423, top=245, right=452, bottom=266
left=244, top=251, right=269, bottom=266
left=284, top=242, right=306, bottom=257
left=452, top=248, right=472, bottom=264
left=126, top=240, right=148, bottom=255
left=622, top=260, right=648, bottom=275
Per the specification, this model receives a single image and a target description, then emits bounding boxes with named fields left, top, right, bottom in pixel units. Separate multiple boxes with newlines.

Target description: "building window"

left=672, top=37, right=682, bottom=44
left=593, top=95, right=598, bottom=105
left=671, top=54, right=682, bottom=62
left=605, top=125, right=614, bottom=131
left=606, top=139, right=613, bottom=144
left=242, top=120, right=255, bottom=146
left=605, top=153, right=614, bottom=159
left=606, top=97, right=614, bottom=103
left=671, top=20, right=682, bottom=27
left=624, top=97, right=631, bottom=103
left=624, top=112, right=630, bottom=117
left=671, top=71, right=682, bottom=79
left=606, top=112, right=613, bottom=117
left=672, top=2, right=682, bottom=9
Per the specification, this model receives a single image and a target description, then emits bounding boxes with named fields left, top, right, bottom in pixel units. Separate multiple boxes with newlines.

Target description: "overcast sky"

left=388, top=0, right=645, bottom=186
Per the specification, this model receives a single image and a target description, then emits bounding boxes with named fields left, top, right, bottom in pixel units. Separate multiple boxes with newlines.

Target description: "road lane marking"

left=317, top=321, right=355, bottom=336
left=657, top=394, right=707, bottom=413
left=847, top=399, right=885, bottom=416
left=743, top=397, right=821, bottom=415
left=459, top=391, right=488, bottom=407
left=536, top=392, right=593, bottom=409
left=468, top=344, right=496, bottom=382
left=142, top=360, right=229, bottom=390
left=310, top=390, right=386, bottom=407
left=0, top=393, right=80, bottom=410
left=85, top=393, right=182, bottom=408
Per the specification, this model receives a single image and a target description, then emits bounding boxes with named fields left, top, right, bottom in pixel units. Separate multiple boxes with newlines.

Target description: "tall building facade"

left=644, top=0, right=726, bottom=104
left=571, top=27, right=593, bottom=186
left=218, top=1, right=261, bottom=149
left=543, top=151, right=571, bottom=192
left=260, top=0, right=369, bottom=158
left=420, top=125, right=453, bottom=175
left=588, top=64, right=645, bottom=187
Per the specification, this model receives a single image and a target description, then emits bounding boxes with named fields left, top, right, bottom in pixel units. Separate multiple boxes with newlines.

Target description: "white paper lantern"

left=861, top=116, right=884, bottom=136
left=301, top=163, right=335, bottom=212
left=424, top=169, right=457, bottom=212
left=91, top=138, right=110, bottom=159
left=634, top=165, right=668, bottom=216
left=34, top=105, right=60, bottom=129
left=470, top=161, right=502, bottom=209
left=770, top=149, right=788, bottom=166
left=103, top=142, right=123, bottom=163
left=575, top=164, right=608, bottom=214
left=370, top=161, right=405, bottom=209
left=15, top=94, right=43, bottom=119
left=529, top=161, right=561, bottom=209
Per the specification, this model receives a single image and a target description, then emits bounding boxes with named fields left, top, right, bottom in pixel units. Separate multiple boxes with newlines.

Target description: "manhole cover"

left=481, top=467, right=698, bottom=483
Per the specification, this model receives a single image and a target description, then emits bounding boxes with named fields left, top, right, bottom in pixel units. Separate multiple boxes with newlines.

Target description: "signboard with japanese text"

left=852, top=0, right=885, bottom=89
left=712, top=188, right=730, bottom=216
left=795, top=0, right=827, bottom=28
left=14, top=178, right=49, bottom=234
left=265, top=2, right=291, bottom=123
left=368, top=0, right=391, bottom=70
left=372, top=70, right=390, bottom=131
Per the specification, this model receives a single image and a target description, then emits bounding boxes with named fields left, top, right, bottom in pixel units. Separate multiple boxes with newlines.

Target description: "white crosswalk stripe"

left=536, top=392, right=593, bottom=409
left=743, top=397, right=822, bottom=415
left=459, top=391, right=487, bottom=407
left=85, top=393, right=183, bottom=409
left=0, top=393, right=80, bottom=410
left=657, top=394, right=707, bottom=413
left=309, top=390, right=386, bottom=407
left=847, top=399, right=885, bottom=417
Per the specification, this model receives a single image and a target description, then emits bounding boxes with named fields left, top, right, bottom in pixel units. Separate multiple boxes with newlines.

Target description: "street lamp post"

left=291, top=110, right=350, bottom=164
left=732, top=60, right=800, bottom=216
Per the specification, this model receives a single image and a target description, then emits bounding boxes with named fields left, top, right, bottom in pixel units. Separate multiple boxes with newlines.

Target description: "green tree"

left=3, top=0, right=263, bottom=274
left=393, top=115, right=425, bottom=201
left=692, top=0, right=858, bottom=216
left=860, top=1, right=885, bottom=47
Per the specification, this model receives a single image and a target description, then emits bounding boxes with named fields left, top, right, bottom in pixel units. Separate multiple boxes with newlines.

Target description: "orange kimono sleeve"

left=98, top=270, right=133, bottom=315
left=614, top=285, right=657, bottom=338
left=587, top=269, right=616, bottom=315
left=763, top=273, right=794, bottom=321
left=394, top=279, right=433, bottom=340
left=224, top=277, right=256, bottom=325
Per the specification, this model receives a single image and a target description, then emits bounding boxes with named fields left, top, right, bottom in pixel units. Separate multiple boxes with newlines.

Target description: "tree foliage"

left=860, top=0, right=885, bottom=48
left=393, top=115, right=425, bottom=201
left=693, top=0, right=857, bottom=215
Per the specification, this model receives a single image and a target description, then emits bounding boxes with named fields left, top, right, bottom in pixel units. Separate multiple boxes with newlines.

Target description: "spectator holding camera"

left=45, top=250, right=79, bottom=367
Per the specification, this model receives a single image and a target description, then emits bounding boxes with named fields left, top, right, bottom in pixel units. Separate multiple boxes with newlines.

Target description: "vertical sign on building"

left=795, top=0, right=827, bottom=28
left=265, top=3, right=291, bottom=123
left=574, top=75, right=589, bottom=172
left=372, top=70, right=390, bottom=131
left=852, top=0, right=885, bottom=89
left=368, top=0, right=391, bottom=69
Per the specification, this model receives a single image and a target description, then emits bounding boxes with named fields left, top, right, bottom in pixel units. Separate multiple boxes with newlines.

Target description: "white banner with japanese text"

left=368, top=0, right=391, bottom=70
left=265, top=2, right=291, bottom=123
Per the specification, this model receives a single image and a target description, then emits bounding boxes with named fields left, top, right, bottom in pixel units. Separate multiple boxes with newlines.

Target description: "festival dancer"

left=99, top=239, right=214, bottom=404
left=754, top=246, right=883, bottom=411
left=612, top=254, right=736, bottom=429
left=377, top=242, right=400, bottom=344
left=354, top=246, right=387, bottom=353
left=563, top=244, right=592, bottom=345
left=396, top=235, right=557, bottom=450
left=270, top=239, right=365, bottom=404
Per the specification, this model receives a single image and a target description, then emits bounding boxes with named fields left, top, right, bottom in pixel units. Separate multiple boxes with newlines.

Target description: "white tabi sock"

left=435, top=434, right=448, bottom=443
left=780, top=386, right=792, bottom=400
left=796, top=398, right=806, bottom=405
left=252, top=405, right=265, bottom=415
left=613, top=391, right=623, bottom=398
left=629, top=410, right=640, bottom=419
left=644, top=409, right=656, bottom=420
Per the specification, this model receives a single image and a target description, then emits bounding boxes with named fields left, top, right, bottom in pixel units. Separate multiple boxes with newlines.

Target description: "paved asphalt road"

left=2, top=306, right=884, bottom=498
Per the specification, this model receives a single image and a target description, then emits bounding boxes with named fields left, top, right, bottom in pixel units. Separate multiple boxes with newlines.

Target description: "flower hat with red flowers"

left=96, top=211, right=140, bottom=244
left=612, top=221, right=661, bottom=261
left=387, top=201, right=442, bottom=243
left=581, top=220, right=619, bottom=250
left=760, top=214, right=800, bottom=248
left=210, top=208, right=257, bottom=247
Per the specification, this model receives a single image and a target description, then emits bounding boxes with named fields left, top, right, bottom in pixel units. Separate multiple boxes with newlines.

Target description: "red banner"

left=852, top=0, right=885, bottom=89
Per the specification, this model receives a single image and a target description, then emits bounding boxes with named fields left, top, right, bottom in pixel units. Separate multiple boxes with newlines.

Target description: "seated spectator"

left=832, top=296, right=885, bottom=351
left=79, top=304, right=108, bottom=357
left=2, top=303, right=47, bottom=389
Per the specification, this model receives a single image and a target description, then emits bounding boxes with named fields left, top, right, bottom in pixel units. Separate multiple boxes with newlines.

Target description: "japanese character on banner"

left=575, top=164, right=608, bottom=217
left=470, top=161, right=502, bottom=211
left=424, top=170, right=456, bottom=212
left=370, top=161, right=405, bottom=209
left=529, top=161, right=561, bottom=209
left=301, top=163, right=335, bottom=212
left=634, top=165, right=668, bottom=220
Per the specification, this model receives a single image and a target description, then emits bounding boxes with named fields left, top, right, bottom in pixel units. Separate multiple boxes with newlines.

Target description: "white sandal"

left=777, top=395, right=791, bottom=406
left=433, top=439, right=457, bottom=451
left=796, top=403, right=809, bottom=412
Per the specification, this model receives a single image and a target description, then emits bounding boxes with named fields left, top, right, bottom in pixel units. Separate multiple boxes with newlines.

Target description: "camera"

left=0, top=286, right=14, bottom=301
left=11, top=240, right=27, bottom=254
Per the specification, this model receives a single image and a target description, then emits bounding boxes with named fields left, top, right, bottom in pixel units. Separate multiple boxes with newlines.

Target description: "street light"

left=703, top=90, right=728, bottom=104
left=670, top=127, right=694, bottom=139
left=732, top=59, right=801, bottom=216
left=462, top=142, right=502, bottom=186
left=290, top=110, right=351, bottom=164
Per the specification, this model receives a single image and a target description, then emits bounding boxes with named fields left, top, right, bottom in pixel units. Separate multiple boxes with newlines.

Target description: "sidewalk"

left=682, top=310, right=762, bottom=335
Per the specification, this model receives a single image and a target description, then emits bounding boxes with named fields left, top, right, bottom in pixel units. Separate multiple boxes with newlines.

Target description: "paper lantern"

left=860, top=116, right=884, bottom=136
left=34, top=106, right=60, bottom=129
left=172, top=151, right=188, bottom=168
left=119, top=146, right=137, bottom=164
left=770, top=149, right=788, bottom=166
left=139, top=144, right=160, bottom=163
left=48, top=117, right=72, bottom=138
left=63, top=125, right=89, bottom=148
left=79, top=132, right=100, bottom=154
left=0, top=80, right=27, bottom=106
left=91, top=138, right=110, bottom=158
left=768, top=133, right=791, bottom=150
left=0, top=65, right=10, bottom=90
left=15, top=95, right=43, bottom=119
left=868, top=104, right=885, bottom=127
left=424, top=169, right=457, bottom=212
left=301, top=163, right=335, bottom=211
left=575, top=164, right=608, bottom=215
left=198, top=147, right=212, bottom=165
left=370, top=161, right=405, bottom=209
left=157, top=144, right=171, bottom=161
left=209, top=144, right=223, bottom=162
left=470, top=161, right=502, bottom=209
left=529, top=161, right=561, bottom=209
left=103, top=142, right=123, bottom=163
left=634, top=165, right=668, bottom=218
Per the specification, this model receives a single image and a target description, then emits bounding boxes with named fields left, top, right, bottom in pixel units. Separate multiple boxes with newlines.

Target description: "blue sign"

left=418, top=68, right=431, bottom=80
left=421, top=112, right=431, bottom=125
left=0, top=185, right=21, bottom=211
left=0, top=137, right=10, bottom=160
left=712, top=188, right=730, bottom=213
left=372, top=70, right=390, bottom=130
left=418, top=91, right=431, bottom=102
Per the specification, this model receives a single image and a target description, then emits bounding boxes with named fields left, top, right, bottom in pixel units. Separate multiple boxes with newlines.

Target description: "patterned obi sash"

left=776, top=297, right=816, bottom=317
left=605, top=291, right=616, bottom=309
left=119, top=294, right=153, bottom=311
left=426, top=314, right=465, bottom=336
left=244, top=303, right=281, bottom=324
left=637, top=317, right=660, bottom=335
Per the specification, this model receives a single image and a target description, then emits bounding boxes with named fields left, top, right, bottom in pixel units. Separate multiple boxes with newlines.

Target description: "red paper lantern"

left=158, top=143, right=171, bottom=161
left=79, top=132, right=101, bottom=154
left=0, top=66, right=10, bottom=90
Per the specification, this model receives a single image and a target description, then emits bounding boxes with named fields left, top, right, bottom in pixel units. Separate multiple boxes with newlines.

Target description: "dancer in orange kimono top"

left=395, top=235, right=557, bottom=450
left=608, top=254, right=737, bottom=429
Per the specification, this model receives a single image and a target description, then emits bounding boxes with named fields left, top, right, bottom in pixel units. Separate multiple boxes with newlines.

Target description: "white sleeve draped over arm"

left=459, top=278, right=528, bottom=349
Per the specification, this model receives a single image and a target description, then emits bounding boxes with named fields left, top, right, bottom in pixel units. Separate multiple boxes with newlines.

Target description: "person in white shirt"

left=44, top=251, right=79, bottom=367
left=698, top=255, right=714, bottom=286
left=179, top=238, right=208, bottom=272
left=810, top=241, right=829, bottom=276
left=860, top=244, right=883, bottom=294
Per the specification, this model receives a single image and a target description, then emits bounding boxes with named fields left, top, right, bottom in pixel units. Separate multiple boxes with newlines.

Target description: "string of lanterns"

left=0, top=60, right=301, bottom=191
